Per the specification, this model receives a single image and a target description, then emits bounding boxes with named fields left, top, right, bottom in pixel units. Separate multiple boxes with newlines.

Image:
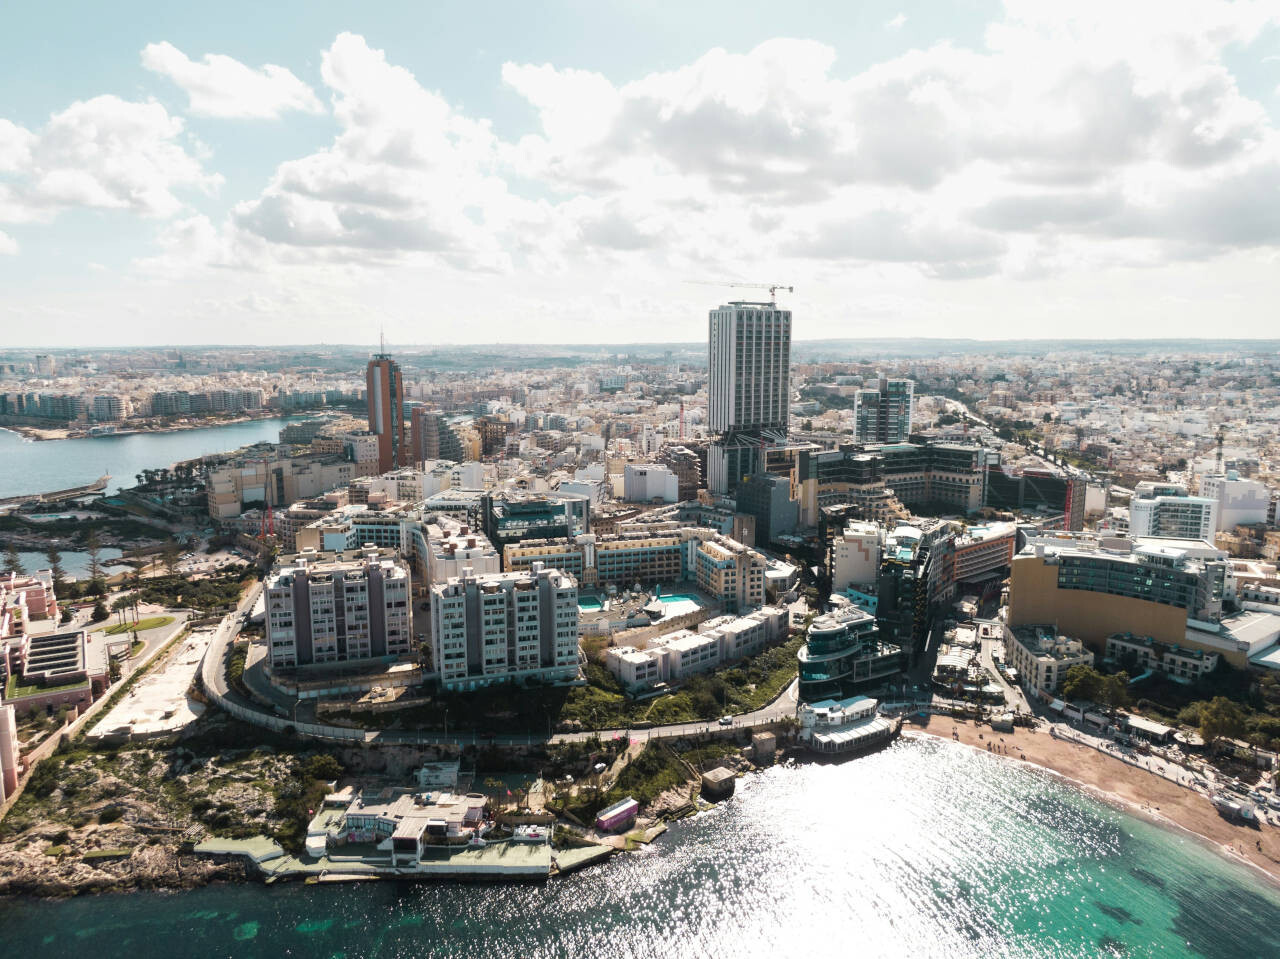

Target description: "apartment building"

left=1104, top=632, right=1219, bottom=683
left=853, top=376, right=914, bottom=444
left=265, top=547, right=412, bottom=669
left=832, top=522, right=881, bottom=592
left=429, top=564, right=580, bottom=691
left=1129, top=483, right=1218, bottom=540
left=692, top=535, right=766, bottom=613
left=0, top=570, right=57, bottom=639
left=1003, top=624, right=1094, bottom=694
left=604, top=606, right=788, bottom=691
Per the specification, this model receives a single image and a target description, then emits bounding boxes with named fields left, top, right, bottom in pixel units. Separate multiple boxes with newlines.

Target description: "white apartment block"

left=832, top=522, right=881, bottom=592
left=1199, top=471, right=1271, bottom=531
left=623, top=464, right=679, bottom=503
left=1003, top=624, right=1094, bottom=694
left=425, top=520, right=500, bottom=585
left=430, top=564, right=580, bottom=692
left=1129, top=493, right=1218, bottom=541
left=605, top=606, right=788, bottom=691
left=266, top=547, right=412, bottom=669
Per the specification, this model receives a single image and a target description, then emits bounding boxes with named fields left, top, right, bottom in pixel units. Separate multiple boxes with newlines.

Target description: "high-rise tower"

left=707, top=300, right=792, bottom=494
left=366, top=353, right=406, bottom=473
left=854, top=376, right=914, bottom=444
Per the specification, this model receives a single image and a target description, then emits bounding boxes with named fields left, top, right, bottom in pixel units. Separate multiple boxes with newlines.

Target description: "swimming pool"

left=578, top=592, right=701, bottom=613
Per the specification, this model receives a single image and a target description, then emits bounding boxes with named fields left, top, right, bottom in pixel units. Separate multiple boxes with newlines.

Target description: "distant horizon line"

left=8, top=336, right=1280, bottom=352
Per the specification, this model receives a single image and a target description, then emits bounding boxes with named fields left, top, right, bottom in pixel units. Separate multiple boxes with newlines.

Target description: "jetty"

left=0, top=473, right=109, bottom=507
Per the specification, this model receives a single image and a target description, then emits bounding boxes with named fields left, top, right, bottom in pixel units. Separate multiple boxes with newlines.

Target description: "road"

left=976, top=622, right=1031, bottom=714
left=204, top=589, right=803, bottom=748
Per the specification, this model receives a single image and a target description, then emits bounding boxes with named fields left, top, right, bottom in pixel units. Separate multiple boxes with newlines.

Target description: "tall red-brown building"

left=366, top=353, right=406, bottom=473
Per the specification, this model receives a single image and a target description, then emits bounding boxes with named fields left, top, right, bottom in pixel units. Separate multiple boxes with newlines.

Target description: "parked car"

left=718, top=715, right=733, bottom=726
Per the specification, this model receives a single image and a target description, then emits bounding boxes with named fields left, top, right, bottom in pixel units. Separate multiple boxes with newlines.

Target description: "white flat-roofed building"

left=425, top=519, right=499, bottom=585
left=1004, top=623, right=1093, bottom=695
left=265, top=546, right=411, bottom=669
left=604, top=606, right=788, bottom=691
left=1129, top=492, right=1218, bottom=541
left=1199, top=471, right=1271, bottom=531
left=429, top=563, right=580, bottom=691
left=832, top=522, right=881, bottom=592
left=1105, top=632, right=1219, bottom=683
left=623, top=464, right=679, bottom=504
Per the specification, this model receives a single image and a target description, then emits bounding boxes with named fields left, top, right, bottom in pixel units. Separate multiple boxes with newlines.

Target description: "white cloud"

left=0, top=229, right=17, bottom=255
left=229, top=33, right=516, bottom=270
left=15, top=3, right=1280, bottom=341
left=141, top=41, right=323, bottom=118
left=886, top=13, right=907, bottom=30
left=0, top=95, right=219, bottom=227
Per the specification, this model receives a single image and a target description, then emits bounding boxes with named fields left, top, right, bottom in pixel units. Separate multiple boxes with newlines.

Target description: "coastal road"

left=551, top=677, right=801, bottom=745
left=205, top=611, right=802, bottom=749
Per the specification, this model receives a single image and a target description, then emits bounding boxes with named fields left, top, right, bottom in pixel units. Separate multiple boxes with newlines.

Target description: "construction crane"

left=258, top=502, right=275, bottom=541
left=686, top=280, right=794, bottom=303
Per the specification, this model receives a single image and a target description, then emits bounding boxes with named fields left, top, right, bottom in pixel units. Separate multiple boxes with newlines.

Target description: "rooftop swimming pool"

left=578, top=592, right=703, bottom=614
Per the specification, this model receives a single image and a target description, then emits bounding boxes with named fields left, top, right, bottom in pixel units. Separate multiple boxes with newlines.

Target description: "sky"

left=1, top=0, right=1279, bottom=347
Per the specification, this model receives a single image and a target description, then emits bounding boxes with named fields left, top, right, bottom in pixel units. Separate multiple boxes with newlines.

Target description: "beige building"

left=208, top=450, right=361, bottom=520
left=1007, top=535, right=1230, bottom=660
left=693, top=535, right=766, bottom=613
left=1003, top=624, right=1094, bottom=694
left=832, top=522, right=881, bottom=592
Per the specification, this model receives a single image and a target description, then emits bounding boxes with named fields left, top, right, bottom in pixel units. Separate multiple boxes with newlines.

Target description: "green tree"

left=85, top=528, right=103, bottom=583
left=1061, top=664, right=1103, bottom=703
left=45, top=545, right=66, bottom=592
left=2, top=544, right=25, bottom=576
left=59, top=605, right=73, bottom=624
left=1099, top=672, right=1131, bottom=709
left=1177, top=702, right=1205, bottom=727
left=1198, top=696, right=1247, bottom=750
left=90, top=599, right=109, bottom=623
left=161, top=539, right=182, bottom=577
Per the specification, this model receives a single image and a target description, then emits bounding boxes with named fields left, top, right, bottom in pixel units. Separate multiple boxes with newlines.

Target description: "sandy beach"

left=906, top=714, right=1280, bottom=887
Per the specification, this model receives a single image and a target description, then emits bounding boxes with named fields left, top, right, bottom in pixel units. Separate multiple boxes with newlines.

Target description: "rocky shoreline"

left=0, top=845, right=246, bottom=898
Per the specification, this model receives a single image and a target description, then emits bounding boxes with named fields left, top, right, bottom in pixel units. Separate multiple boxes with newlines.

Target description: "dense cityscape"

left=4, top=2, right=1280, bottom=956
left=2, top=314, right=1280, bottom=905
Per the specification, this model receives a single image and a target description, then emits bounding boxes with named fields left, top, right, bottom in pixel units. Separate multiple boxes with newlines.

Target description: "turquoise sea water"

left=2, top=738, right=1278, bottom=958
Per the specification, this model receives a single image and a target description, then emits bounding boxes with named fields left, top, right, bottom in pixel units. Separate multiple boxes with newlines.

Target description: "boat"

left=796, top=695, right=901, bottom=760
